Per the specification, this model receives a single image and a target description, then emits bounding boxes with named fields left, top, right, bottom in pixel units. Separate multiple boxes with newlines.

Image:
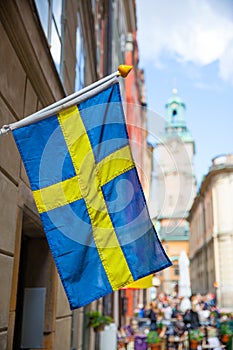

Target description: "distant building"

left=188, top=154, right=233, bottom=308
left=151, top=89, right=196, bottom=294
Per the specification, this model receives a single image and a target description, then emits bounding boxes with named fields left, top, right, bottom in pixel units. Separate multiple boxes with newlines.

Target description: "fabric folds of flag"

left=12, top=82, right=171, bottom=309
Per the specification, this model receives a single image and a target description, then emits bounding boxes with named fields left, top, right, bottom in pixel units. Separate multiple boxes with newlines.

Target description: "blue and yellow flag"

left=12, top=82, right=171, bottom=309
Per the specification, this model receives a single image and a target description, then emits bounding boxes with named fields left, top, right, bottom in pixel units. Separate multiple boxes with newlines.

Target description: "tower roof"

left=163, top=89, right=193, bottom=143
left=166, top=88, right=185, bottom=107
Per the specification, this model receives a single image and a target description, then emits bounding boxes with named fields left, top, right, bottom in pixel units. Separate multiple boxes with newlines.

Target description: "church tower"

left=154, top=89, right=196, bottom=294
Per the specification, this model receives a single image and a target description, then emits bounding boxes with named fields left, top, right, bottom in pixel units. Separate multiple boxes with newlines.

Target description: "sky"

left=136, top=0, right=233, bottom=187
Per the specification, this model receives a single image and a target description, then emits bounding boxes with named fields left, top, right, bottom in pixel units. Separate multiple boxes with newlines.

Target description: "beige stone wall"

left=206, top=239, right=215, bottom=291
left=190, top=249, right=207, bottom=294
left=212, top=172, right=233, bottom=307
left=0, top=1, right=78, bottom=348
left=156, top=140, right=196, bottom=218
left=0, top=10, right=32, bottom=347
left=189, top=166, right=233, bottom=307
left=192, top=241, right=214, bottom=294
left=55, top=317, right=72, bottom=350
left=189, top=200, right=205, bottom=258
left=217, top=235, right=233, bottom=308
left=72, top=308, right=86, bottom=350
left=204, top=186, right=214, bottom=241
left=0, top=253, right=14, bottom=341
left=189, top=188, right=215, bottom=294
left=212, top=173, right=233, bottom=235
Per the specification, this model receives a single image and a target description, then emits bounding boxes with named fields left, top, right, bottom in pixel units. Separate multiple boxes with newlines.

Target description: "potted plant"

left=86, top=310, right=113, bottom=332
left=220, top=323, right=233, bottom=344
left=146, top=330, right=161, bottom=350
left=189, top=329, right=204, bottom=349
left=157, top=321, right=164, bottom=335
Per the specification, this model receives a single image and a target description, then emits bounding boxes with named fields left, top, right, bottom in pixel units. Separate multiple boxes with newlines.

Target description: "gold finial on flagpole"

left=118, top=65, right=133, bottom=78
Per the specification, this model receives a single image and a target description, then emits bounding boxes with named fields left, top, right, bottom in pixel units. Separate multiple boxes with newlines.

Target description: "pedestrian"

left=183, top=303, right=200, bottom=329
left=148, top=300, right=158, bottom=331
left=138, top=304, right=145, bottom=318
left=174, top=312, right=185, bottom=337
left=163, top=301, right=172, bottom=321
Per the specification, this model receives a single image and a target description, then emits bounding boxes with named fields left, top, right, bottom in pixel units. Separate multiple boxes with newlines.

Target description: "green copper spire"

left=164, top=89, right=193, bottom=142
left=166, top=88, right=186, bottom=127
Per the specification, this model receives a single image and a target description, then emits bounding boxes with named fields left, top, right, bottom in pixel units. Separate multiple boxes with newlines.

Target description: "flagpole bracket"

left=0, top=67, right=131, bottom=136
left=118, top=65, right=133, bottom=78
left=0, top=125, right=11, bottom=136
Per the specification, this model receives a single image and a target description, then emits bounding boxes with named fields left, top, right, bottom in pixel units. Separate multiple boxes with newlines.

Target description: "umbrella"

left=178, top=251, right=191, bottom=297
left=178, top=251, right=191, bottom=312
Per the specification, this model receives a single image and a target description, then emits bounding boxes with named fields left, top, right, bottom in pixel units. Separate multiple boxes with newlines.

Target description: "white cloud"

left=137, top=0, right=233, bottom=84
left=219, top=40, right=233, bottom=84
left=194, top=81, right=222, bottom=91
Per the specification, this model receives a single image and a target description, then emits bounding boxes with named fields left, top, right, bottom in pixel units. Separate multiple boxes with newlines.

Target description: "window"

left=173, top=264, right=179, bottom=276
left=35, top=0, right=62, bottom=75
left=172, top=108, right=178, bottom=123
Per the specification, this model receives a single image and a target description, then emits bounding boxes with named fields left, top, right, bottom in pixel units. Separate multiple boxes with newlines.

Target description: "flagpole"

left=4, top=77, right=118, bottom=132
left=0, top=65, right=132, bottom=136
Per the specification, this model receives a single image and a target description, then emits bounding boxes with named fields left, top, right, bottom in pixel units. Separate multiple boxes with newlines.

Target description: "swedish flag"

left=12, top=82, right=171, bottom=309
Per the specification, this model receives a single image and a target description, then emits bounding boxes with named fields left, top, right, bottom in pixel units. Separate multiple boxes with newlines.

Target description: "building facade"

left=124, top=67, right=154, bottom=320
left=188, top=154, right=233, bottom=309
left=151, top=89, right=196, bottom=294
left=0, top=1, right=151, bottom=349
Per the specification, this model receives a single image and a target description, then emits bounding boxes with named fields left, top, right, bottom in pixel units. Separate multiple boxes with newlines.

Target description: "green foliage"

left=189, top=329, right=204, bottom=342
left=86, top=311, right=113, bottom=330
left=220, top=312, right=232, bottom=318
left=157, top=321, right=163, bottom=330
left=146, top=331, right=161, bottom=344
left=221, top=323, right=233, bottom=336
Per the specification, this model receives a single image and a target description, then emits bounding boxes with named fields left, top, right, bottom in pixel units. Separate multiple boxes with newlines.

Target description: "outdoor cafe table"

left=165, top=333, right=189, bottom=350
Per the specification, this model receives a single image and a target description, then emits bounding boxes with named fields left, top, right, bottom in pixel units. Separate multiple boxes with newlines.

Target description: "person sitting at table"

left=183, top=303, right=200, bottom=329
left=124, top=318, right=135, bottom=337
left=174, top=313, right=186, bottom=337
